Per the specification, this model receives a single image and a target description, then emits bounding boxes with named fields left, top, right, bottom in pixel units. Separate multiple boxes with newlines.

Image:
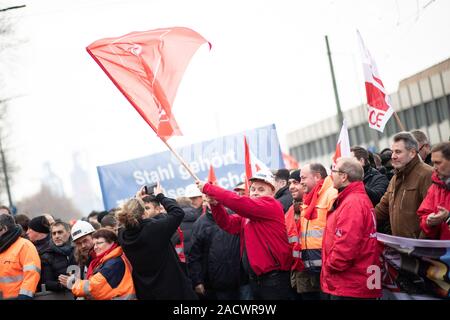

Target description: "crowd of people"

left=0, top=130, right=449, bottom=300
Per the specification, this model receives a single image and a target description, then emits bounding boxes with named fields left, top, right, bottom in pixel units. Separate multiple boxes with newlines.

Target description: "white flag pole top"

left=332, top=119, right=351, bottom=166
left=357, top=30, right=395, bottom=133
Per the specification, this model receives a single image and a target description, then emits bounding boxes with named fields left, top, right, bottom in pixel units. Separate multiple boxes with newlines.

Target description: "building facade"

left=287, top=58, right=450, bottom=167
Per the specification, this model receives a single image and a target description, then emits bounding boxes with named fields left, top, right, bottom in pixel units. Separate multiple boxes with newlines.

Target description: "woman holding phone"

left=116, top=182, right=197, bottom=300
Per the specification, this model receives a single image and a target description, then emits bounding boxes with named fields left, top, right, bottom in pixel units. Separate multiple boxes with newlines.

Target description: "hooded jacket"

left=118, top=194, right=197, bottom=300
left=321, top=181, right=381, bottom=298
left=417, top=172, right=450, bottom=240
left=0, top=225, right=41, bottom=299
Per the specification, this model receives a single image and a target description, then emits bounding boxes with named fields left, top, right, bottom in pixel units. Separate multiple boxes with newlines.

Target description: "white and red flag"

left=86, top=27, right=211, bottom=141
left=357, top=30, right=394, bottom=132
left=332, top=120, right=351, bottom=167
left=244, top=136, right=270, bottom=195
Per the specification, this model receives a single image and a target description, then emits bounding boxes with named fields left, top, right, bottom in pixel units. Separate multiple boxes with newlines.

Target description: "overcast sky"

left=1, top=0, right=450, bottom=208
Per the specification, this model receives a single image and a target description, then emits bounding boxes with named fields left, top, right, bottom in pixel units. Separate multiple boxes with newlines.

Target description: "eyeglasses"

left=331, top=169, right=345, bottom=174
left=93, top=241, right=106, bottom=247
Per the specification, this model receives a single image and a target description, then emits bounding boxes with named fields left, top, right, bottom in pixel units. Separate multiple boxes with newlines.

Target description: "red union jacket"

left=203, top=183, right=292, bottom=276
left=417, top=172, right=450, bottom=240
left=321, top=181, right=381, bottom=298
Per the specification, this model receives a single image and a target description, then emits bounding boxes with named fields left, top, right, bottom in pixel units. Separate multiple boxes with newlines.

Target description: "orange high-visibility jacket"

left=0, top=237, right=41, bottom=299
left=300, top=176, right=337, bottom=272
left=285, top=205, right=304, bottom=272
left=71, top=246, right=135, bottom=300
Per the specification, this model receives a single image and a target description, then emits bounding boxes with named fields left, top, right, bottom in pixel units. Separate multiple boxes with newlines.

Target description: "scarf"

left=51, top=240, right=74, bottom=257
left=303, top=179, right=324, bottom=220
left=86, top=243, right=118, bottom=279
left=0, top=225, right=21, bottom=253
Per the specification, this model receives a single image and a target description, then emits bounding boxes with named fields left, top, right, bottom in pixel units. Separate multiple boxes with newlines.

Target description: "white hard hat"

left=71, top=220, right=95, bottom=241
left=249, top=170, right=276, bottom=190
left=184, top=184, right=203, bottom=198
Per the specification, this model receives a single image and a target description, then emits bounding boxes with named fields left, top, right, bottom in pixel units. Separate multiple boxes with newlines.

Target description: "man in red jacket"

left=417, top=142, right=450, bottom=240
left=196, top=170, right=293, bottom=300
left=321, top=158, right=381, bottom=300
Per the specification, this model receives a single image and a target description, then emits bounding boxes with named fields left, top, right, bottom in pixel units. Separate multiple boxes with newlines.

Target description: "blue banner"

left=97, top=124, right=284, bottom=210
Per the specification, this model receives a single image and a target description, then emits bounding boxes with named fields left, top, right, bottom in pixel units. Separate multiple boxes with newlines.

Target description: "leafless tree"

left=16, top=185, right=84, bottom=220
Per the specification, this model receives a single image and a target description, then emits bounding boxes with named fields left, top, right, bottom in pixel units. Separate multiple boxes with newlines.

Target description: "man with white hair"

left=322, top=157, right=381, bottom=300
left=196, top=170, right=292, bottom=300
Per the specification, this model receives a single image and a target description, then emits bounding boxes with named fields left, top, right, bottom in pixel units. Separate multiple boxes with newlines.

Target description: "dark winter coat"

left=363, top=166, right=390, bottom=207
left=40, top=241, right=76, bottom=292
left=171, top=205, right=202, bottom=255
left=188, top=210, right=240, bottom=291
left=275, top=185, right=293, bottom=214
left=118, top=194, right=197, bottom=300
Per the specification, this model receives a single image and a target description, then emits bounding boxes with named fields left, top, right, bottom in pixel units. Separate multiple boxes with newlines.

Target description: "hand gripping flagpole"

left=160, top=138, right=200, bottom=181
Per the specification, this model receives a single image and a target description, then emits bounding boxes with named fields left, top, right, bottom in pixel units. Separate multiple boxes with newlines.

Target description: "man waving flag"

left=357, top=30, right=394, bottom=133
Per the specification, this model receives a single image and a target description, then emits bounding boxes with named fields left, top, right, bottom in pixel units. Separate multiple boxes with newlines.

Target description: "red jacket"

left=417, top=172, right=450, bottom=240
left=203, top=183, right=292, bottom=276
left=285, top=204, right=304, bottom=272
left=321, top=181, right=381, bottom=298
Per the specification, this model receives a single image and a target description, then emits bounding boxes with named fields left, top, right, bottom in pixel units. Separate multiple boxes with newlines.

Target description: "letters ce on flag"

left=86, top=27, right=211, bottom=141
left=357, top=30, right=394, bottom=133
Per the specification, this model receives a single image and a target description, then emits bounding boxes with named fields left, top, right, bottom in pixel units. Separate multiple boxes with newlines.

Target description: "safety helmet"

left=249, top=170, right=276, bottom=190
left=71, top=220, right=95, bottom=241
left=184, top=184, right=203, bottom=198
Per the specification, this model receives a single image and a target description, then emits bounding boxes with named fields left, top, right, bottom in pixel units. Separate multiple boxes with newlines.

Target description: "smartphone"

left=143, top=183, right=157, bottom=195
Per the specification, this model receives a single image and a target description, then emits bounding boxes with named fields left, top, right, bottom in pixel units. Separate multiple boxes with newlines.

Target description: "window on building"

left=437, top=97, right=449, bottom=123
left=413, top=104, right=427, bottom=128
left=425, top=101, right=438, bottom=126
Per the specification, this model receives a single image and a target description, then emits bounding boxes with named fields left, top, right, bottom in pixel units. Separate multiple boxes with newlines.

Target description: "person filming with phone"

left=116, top=182, right=197, bottom=300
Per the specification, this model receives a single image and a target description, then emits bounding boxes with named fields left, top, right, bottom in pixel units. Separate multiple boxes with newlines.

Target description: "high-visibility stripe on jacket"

left=175, top=227, right=186, bottom=263
left=71, top=246, right=135, bottom=300
left=0, top=237, right=41, bottom=299
left=300, top=176, right=337, bottom=273
left=285, top=205, right=304, bottom=272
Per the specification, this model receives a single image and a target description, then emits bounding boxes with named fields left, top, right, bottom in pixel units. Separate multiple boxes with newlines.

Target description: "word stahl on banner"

left=97, top=124, right=285, bottom=210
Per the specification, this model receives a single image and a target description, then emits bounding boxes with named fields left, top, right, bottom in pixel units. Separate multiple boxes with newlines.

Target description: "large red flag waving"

left=86, top=27, right=211, bottom=140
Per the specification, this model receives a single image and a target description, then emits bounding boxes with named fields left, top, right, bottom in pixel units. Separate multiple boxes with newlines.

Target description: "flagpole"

left=160, top=139, right=200, bottom=181
left=393, top=112, right=406, bottom=131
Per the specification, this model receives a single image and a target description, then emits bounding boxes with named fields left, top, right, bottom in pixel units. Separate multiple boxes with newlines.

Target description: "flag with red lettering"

left=207, top=164, right=217, bottom=185
left=332, top=120, right=351, bottom=166
left=86, top=27, right=211, bottom=141
left=282, top=152, right=299, bottom=170
left=244, top=136, right=270, bottom=195
left=357, top=30, right=394, bottom=132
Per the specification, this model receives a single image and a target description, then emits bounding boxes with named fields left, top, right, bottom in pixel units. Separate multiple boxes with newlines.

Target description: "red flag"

left=243, top=136, right=270, bottom=195
left=332, top=120, right=351, bottom=167
left=86, top=27, right=211, bottom=140
left=282, top=152, right=299, bottom=170
left=357, top=30, right=394, bottom=132
left=207, top=164, right=217, bottom=185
